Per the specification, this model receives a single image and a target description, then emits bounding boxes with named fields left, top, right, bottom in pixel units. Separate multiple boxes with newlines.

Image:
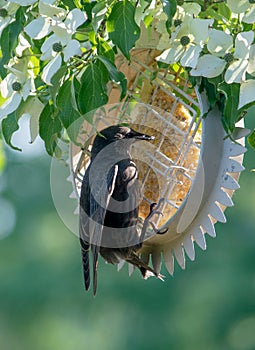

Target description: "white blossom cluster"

left=156, top=0, right=255, bottom=110
left=0, top=0, right=87, bottom=120
left=0, top=0, right=255, bottom=134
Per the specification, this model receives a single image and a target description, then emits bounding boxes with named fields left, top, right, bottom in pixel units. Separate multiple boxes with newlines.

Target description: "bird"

left=79, top=125, right=164, bottom=295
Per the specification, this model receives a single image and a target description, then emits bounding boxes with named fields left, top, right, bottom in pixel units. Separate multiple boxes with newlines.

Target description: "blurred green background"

left=0, top=109, right=255, bottom=350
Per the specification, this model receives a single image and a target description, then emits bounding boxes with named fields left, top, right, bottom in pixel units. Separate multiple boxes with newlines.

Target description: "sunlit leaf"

left=57, top=80, right=83, bottom=143
left=39, top=103, right=63, bottom=156
left=0, top=19, right=23, bottom=78
left=97, top=56, right=127, bottom=100
left=97, top=37, right=115, bottom=62
left=248, top=129, right=255, bottom=150
left=1, top=112, right=21, bottom=151
left=107, top=1, right=140, bottom=59
left=160, top=0, right=177, bottom=31
left=78, top=62, right=108, bottom=119
left=218, top=82, right=240, bottom=134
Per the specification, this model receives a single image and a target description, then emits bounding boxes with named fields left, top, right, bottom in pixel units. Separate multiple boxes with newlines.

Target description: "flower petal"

left=5, top=65, right=27, bottom=84
left=0, top=74, right=16, bottom=98
left=41, top=34, right=58, bottom=53
left=190, top=18, right=214, bottom=45
left=247, top=44, right=255, bottom=76
left=182, top=3, right=201, bottom=17
left=234, top=31, right=254, bottom=60
left=0, top=93, right=22, bottom=119
left=9, top=0, right=37, bottom=5
left=238, top=80, right=255, bottom=109
left=22, top=78, right=35, bottom=101
left=207, top=29, right=233, bottom=57
left=224, top=59, right=248, bottom=83
left=156, top=43, right=184, bottom=64
left=15, top=34, right=31, bottom=57
left=226, top=0, right=250, bottom=14
left=24, top=17, right=51, bottom=40
left=190, top=54, right=226, bottom=78
left=63, top=39, right=81, bottom=62
left=40, top=49, right=56, bottom=61
left=40, top=0, right=56, bottom=4
left=51, top=21, right=71, bottom=43
left=40, top=34, right=58, bottom=60
left=65, top=8, right=87, bottom=32
left=39, top=1, right=66, bottom=18
left=180, top=45, right=202, bottom=68
left=243, top=5, right=255, bottom=23
left=41, top=54, right=62, bottom=85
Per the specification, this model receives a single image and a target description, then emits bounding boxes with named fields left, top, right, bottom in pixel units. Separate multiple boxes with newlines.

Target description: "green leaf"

left=92, top=1, right=107, bottom=32
left=73, top=76, right=81, bottom=110
left=49, top=65, right=68, bottom=103
left=56, top=80, right=83, bottom=143
left=1, top=112, right=21, bottom=151
left=206, top=76, right=223, bottom=108
left=0, top=139, right=6, bottom=173
left=97, top=56, right=127, bottom=100
left=107, top=1, right=140, bottom=59
left=83, top=1, right=97, bottom=21
left=78, top=62, right=109, bottom=119
left=217, top=3, right=231, bottom=21
left=248, top=129, right=255, bottom=150
left=39, top=103, right=63, bottom=157
left=61, top=0, right=76, bottom=9
left=0, top=19, right=23, bottom=78
left=218, top=82, right=240, bottom=134
left=160, top=0, right=177, bottom=30
left=97, top=37, right=115, bottom=62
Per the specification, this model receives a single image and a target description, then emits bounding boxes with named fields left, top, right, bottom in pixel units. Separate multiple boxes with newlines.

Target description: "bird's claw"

left=141, top=198, right=168, bottom=240
left=150, top=222, right=168, bottom=235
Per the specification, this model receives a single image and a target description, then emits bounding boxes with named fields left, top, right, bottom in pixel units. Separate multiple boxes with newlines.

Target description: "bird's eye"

left=125, top=131, right=134, bottom=138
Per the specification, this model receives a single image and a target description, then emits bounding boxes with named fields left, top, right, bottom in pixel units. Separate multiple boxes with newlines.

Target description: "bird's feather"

left=79, top=163, right=118, bottom=295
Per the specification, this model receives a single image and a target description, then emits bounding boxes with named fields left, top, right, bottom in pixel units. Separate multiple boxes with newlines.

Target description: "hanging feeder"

left=67, top=42, right=248, bottom=277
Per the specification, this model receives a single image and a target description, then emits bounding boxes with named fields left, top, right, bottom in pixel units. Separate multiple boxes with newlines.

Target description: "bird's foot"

left=142, top=270, right=165, bottom=281
left=142, top=198, right=168, bottom=237
left=150, top=222, right=168, bottom=235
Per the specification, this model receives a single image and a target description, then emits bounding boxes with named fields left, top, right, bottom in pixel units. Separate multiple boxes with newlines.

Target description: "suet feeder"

left=67, top=43, right=248, bottom=277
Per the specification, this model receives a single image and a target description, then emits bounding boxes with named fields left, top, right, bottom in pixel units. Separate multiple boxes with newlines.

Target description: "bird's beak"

left=136, top=133, right=155, bottom=141
left=128, top=130, right=155, bottom=141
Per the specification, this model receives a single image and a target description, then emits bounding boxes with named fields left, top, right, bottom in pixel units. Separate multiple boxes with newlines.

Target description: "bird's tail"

left=80, top=238, right=91, bottom=291
left=126, top=252, right=165, bottom=281
left=92, top=244, right=99, bottom=296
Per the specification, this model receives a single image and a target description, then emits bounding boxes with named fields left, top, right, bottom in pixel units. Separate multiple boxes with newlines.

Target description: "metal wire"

left=71, top=50, right=202, bottom=226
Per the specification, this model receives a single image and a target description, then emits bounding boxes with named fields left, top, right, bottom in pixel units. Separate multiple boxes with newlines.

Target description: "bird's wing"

left=80, top=164, right=118, bottom=295
left=79, top=170, right=91, bottom=292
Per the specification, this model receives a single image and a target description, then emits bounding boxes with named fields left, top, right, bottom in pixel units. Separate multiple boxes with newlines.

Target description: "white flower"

left=0, top=64, right=35, bottom=119
left=191, top=30, right=255, bottom=83
left=227, top=0, right=255, bottom=23
left=0, top=1, right=19, bottom=36
left=24, top=1, right=67, bottom=40
left=190, top=29, right=232, bottom=78
left=225, top=31, right=255, bottom=83
left=15, top=34, right=31, bottom=57
left=157, top=17, right=213, bottom=68
left=238, top=79, right=255, bottom=109
left=25, top=6, right=86, bottom=85
left=9, top=0, right=55, bottom=6
left=157, top=3, right=201, bottom=50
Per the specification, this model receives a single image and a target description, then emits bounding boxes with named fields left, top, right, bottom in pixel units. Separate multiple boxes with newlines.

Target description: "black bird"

left=79, top=125, right=163, bottom=295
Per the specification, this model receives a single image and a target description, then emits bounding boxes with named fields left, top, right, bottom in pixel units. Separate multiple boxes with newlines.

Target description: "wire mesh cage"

left=71, top=49, right=202, bottom=224
left=68, top=48, right=247, bottom=276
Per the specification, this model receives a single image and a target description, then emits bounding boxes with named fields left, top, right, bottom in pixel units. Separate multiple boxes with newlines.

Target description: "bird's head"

left=91, top=125, right=155, bottom=158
